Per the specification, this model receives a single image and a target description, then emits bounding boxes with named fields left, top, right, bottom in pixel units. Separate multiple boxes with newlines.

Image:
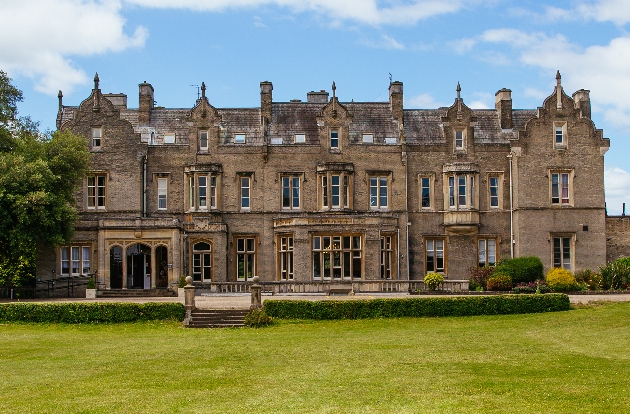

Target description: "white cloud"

left=605, top=166, right=630, bottom=215
left=577, top=0, right=630, bottom=26
left=126, top=0, right=470, bottom=26
left=406, top=93, right=445, bottom=108
left=0, top=0, right=147, bottom=95
left=361, top=34, right=405, bottom=50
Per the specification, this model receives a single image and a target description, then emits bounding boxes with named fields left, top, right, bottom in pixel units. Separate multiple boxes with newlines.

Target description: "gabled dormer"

left=441, top=83, right=477, bottom=155
left=187, top=82, right=222, bottom=154
left=316, top=82, right=353, bottom=152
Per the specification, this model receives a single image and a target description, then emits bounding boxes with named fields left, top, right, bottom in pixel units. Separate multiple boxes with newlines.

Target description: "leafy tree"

left=0, top=70, right=91, bottom=286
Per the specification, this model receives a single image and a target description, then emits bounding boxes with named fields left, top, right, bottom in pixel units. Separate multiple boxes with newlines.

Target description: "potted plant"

left=86, top=278, right=97, bottom=299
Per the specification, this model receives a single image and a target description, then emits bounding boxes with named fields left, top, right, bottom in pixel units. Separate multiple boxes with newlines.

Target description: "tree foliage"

left=0, top=70, right=91, bottom=286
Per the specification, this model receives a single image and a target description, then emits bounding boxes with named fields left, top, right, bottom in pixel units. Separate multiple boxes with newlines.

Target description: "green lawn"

left=1, top=302, right=629, bottom=413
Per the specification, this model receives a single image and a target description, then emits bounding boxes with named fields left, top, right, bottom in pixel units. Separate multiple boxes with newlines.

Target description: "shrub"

left=574, top=269, right=603, bottom=291
left=86, top=278, right=96, bottom=289
left=512, top=282, right=537, bottom=294
left=244, top=308, right=273, bottom=328
left=599, top=257, right=630, bottom=290
left=263, top=294, right=570, bottom=320
left=546, top=268, right=579, bottom=292
left=468, top=266, right=494, bottom=291
left=486, top=273, right=512, bottom=291
left=494, top=256, right=543, bottom=285
left=424, top=273, right=444, bottom=291
left=0, top=302, right=185, bottom=324
left=178, top=275, right=187, bottom=288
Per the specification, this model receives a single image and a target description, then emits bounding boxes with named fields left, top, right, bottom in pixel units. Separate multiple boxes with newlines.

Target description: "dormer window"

left=235, top=133, right=246, bottom=144
left=455, top=130, right=464, bottom=150
left=164, top=133, right=175, bottom=144
left=199, top=131, right=208, bottom=151
left=362, top=133, right=373, bottom=143
left=330, top=129, right=339, bottom=149
left=92, top=127, right=101, bottom=148
left=295, top=134, right=305, bottom=143
left=554, top=122, right=567, bottom=148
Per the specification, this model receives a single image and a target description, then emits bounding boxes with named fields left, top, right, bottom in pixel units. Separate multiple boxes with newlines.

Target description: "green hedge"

left=0, top=302, right=186, bottom=323
left=264, top=294, right=570, bottom=320
left=494, top=256, right=544, bottom=284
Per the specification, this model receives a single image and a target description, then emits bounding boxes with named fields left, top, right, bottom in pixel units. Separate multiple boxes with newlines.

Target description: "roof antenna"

left=190, top=84, right=200, bottom=100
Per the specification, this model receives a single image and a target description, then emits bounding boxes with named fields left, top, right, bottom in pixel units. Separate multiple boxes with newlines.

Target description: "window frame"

left=235, top=236, right=257, bottom=281
left=487, top=173, right=503, bottom=210
left=86, top=174, right=106, bottom=210
left=424, top=237, right=446, bottom=275
left=294, top=133, right=306, bottom=143
left=319, top=171, right=352, bottom=210
left=60, top=245, right=91, bottom=276
left=240, top=175, right=251, bottom=210
left=551, top=234, right=574, bottom=271
left=277, top=234, right=294, bottom=281
left=446, top=173, right=476, bottom=210
left=191, top=241, right=213, bottom=282
left=157, top=177, right=167, bottom=210
left=380, top=233, right=396, bottom=280
left=550, top=170, right=573, bottom=207
left=476, top=237, right=498, bottom=268
left=281, top=175, right=301, bottom=210
left=419, top=174, right=434, bottom=210
left=369, top=174, right=390, bottom=210
left=454, top=128, right=466, bottom=152
left=553, top=122, right=567, bottom=149
left=234, top=133, right=246, bottom=144
left=362, top=133, right=374, bottom=143
left=312, top=234, right=363, bottom=280
left=329, top=128, right=339, bottom=150
left=91, top=127, right=102, bottom=149
left=199, top=130, right=209, bottom=151
left=164, top=133, right=175, bottom=144
left=186, top=173, right=219, bottom=211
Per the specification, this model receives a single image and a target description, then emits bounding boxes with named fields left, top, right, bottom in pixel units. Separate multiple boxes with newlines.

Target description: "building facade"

left=36, top=72, right=610, bottom=289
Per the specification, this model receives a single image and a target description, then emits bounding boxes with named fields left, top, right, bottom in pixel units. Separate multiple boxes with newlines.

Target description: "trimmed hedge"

left=0, top=302, right=186, bottom=324
left=494, top=256, right=544, bottom=284
left=263, top=294, right=570, bottom=320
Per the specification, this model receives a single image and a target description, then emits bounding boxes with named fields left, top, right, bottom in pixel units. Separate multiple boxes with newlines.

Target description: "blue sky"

left=1, top=0, right=629, bottom=214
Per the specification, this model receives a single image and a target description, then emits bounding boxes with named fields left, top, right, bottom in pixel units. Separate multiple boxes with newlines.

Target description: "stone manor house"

left=36, top=71, right=620, bottom=291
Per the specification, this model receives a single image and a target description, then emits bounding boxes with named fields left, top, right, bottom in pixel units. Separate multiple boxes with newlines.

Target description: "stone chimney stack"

left=138, top=81, right=154, bottom=126
left=572, top=89, right=591, bottom=119
left=260, top=81, right=273, bottom=124
left=389, top=81, right=403, bottom=123
left=495, top=88, right=512, bottom=129
left=307, top=90, right=329, bottom=103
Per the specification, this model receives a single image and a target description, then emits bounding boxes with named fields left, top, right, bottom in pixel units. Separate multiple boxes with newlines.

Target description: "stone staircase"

left=187, top=309, right=249, bottom=328
left=97, top=289, right=177, bottom=298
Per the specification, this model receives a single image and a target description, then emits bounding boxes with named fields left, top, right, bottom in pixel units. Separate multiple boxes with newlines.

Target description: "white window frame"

left=369, top=175, right=389, bottom=210
left=380, top=234, right=395, bottom=279
left=199, top=130, right=208, bottom=151
left=362, top=133, right=373, bottom=143
left=330, top=129, right=339, bottom=149
left=554, top=122, right=567, bottom=149
left=192, top=241, right=212, bottom=282
left=425, top=238, right=446, bottom=274
left=234, top=133, right=246, bottom=144
left=420, top=175, right=433, bottom=210
left=240, top=176, right=251, bottom=210
left=320, top=172, right=352, bottom=210
left=278, top=235, right=294, bottom=280
left=164, top=133, right=175, bottom=144
left=446, top=173, right=476, bottom=210
left=552, top=234, right=574, bottom=271
left=60, top=246, right=91, bottom=276
left=187, top=173, right=218, bottom=211
left=91, top=127, right=101, bottom=149
left=488, top=173, right=503, bottom=210
left=294, top=133, right=306, bottom=143
left=477, top=238, right=497, bottom=267
left=157, top=177, right=167, bottom=210
left=454, top=129, right=466, bottom=152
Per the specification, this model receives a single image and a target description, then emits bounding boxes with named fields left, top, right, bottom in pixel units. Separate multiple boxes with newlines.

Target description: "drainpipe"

left=142, top=155, right=147, bottom=217
left=508, top=152, right=514, bottom=259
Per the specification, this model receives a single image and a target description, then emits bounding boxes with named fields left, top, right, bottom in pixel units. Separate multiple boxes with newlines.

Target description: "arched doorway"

left=110, top=246, right=123, bottom=289
left=155, top=245, right=168, bottom=288
left=127, top=244, right=151, bottom=289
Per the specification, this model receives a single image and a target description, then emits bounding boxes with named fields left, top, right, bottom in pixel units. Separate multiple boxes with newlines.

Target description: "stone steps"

left=187, top=309, right=249, bottom=328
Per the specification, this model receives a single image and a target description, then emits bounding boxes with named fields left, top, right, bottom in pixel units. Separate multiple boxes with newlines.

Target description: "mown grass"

left=0, top=302, right=629, bottom=413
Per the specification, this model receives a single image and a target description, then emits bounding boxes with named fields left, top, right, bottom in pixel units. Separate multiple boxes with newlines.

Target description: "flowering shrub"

left=546, top=268, right=579, bottom=292
left=599, top=257, right=630, bottom=290
left=424, top=273, right=444, bottom=291
left=486, top=273, right=512, bottom=291
left=574, top=269, right=603, bottom=290
left=512, top=280, right=550, bottom=294
left=468, top=266, right=494, bottom=291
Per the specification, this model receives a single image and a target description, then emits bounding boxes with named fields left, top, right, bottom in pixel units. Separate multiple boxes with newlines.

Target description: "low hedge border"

left=264, top=294, right=570, bottom=320
left=0, top=302, right=186, bottom=324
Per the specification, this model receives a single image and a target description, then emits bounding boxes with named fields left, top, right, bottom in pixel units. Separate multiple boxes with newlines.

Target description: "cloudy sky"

left=1, top=0, right=629, bottom=214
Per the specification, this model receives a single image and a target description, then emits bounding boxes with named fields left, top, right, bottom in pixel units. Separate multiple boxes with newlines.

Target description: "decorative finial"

left=94, top=73, right=99, bottom=90
left=201, top=82, right=206, bottom=99
left=58, top=90, right=63, bottom=109
left=456, top=82, right=461, bottom=99
left=556, top=70, right=561, bottom=86
left=332, top=81, right=336, bottom=99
